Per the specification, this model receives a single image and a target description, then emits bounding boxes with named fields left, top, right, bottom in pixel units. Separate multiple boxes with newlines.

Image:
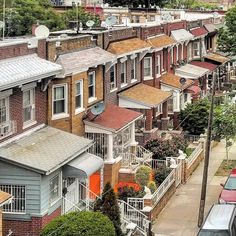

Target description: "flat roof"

left=147, top=34, right=176, bottom=49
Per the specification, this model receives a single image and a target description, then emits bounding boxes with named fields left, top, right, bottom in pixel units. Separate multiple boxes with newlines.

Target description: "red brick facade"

left=3, top=207, right=61, bottom=236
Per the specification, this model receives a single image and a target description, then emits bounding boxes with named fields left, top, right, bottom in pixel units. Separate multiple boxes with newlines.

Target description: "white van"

left=198, top=204, right=236, bottom=236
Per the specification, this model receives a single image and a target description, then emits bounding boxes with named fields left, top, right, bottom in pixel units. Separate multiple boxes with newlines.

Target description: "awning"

left=190, top=27, right=208, bottom=38
left=0, top=54, right=62, bottom=91
left=107, top=38, right=151, bottom=57
left=204, top=52, right=230, bottom=64
left=186, top=85, right=201, bottom=94
left=171, top=29, right=194, bottom=43
left=63, top=153, right=103, bottom=178
left=160, top=72, right=194, bottom=90
left=56, top=47, right=116, bottom=77
left=175, top=63, right=209, bottom=79
left=118, top=83, right=172, bottom=109
left=190, top=61, right=218, bottom=72
left=204, top=24, right=217, bottom=34
left=147, top=34, right=176, bottom=50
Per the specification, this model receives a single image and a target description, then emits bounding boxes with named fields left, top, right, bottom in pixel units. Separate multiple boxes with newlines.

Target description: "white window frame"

left=88, top=71, right=97, bottom=103
left=0, top=97, right=9, bottom=125
left=181, top=44, right=184, bottom=60
left=110, top=65, right=117, bottom=92
left=176, top=45, right=179, bottom=62
left=22, top=88, right=36, bottom=129
left=49, top=173, right=61, bottom=206
left=161, top=52, right=165, bottom=72
left=171, top=47, right=174, bottom=64
left=131, top=59, right=137, bottom=83
left=75, top=80, right=84, bottom=114
left=156, top=55, right=161, bottom=77
left=156, top=104, right=162, bottom=116
left=52, top=84, right=69, bottom=120
left=120, top=62, right=127, bottom=87
left=193, top=41, right=200, bottom=58
left=144, top=57, right=152, bottom=80
left=188, top=43, right=193, bottom=61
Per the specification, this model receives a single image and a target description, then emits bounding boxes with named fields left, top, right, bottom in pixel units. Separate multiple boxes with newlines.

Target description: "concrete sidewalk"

left=152, top=140, right=236, bottom=236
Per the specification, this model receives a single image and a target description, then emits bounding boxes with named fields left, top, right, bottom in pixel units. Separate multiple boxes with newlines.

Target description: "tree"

left=94, top=182, right=123, bottom=236
left=104, top=0, right=168, bottom=8
left=217, top=5, right=236, bottom=56
left=179, top=99, right=210, bottom=135
left=40, top=211, right=116, bottom=236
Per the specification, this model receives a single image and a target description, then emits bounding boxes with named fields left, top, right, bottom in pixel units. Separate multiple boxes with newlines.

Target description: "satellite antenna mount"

left=86, top=20, right=95, bottom=30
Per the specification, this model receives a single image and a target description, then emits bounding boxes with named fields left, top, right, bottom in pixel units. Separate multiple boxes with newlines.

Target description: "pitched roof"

left=147, top=34, right=176, bottom=49
left=0, top=126, right=93, bottom=175
left=0, top=54, right=62, bottom=91
left=119, top=83, right=172, bottom=108
left=0, top=191, right=11, bottom=206
left=190, top=61, right=218, bottom=71
left=204, top=52, right=230, bottom=64
left=107, top=38, right=151, bottom=57
left=171, top=29, right=194, bottom=42
left=204, top=24, right=217, bottom=33
left=160, top=73, right=194, bottom=90
left=84, top=104, right=142, bottom=132
left=56, top=47, right=116, bottom=77
left=190, top=27, right=208, bottom=37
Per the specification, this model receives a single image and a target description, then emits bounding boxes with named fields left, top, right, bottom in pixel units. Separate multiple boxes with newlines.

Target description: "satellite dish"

left=0, top=21, right=4, bottom=29
left=90, top=102, right=105, bottom=116
left=162, top=13, right=172, bottom=22
left=86, top=20, right=95, bottom=28
left=35, top=25, right=50, bottom=38
left=180, top=77, right=187, bottom=85
left=105, top=16, right=117, bottom=27
left=213, top=12, right=219, bottom=18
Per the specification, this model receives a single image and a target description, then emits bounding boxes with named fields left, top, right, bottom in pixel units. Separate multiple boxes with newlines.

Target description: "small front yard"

left=215, top=160, right=236, bottom=176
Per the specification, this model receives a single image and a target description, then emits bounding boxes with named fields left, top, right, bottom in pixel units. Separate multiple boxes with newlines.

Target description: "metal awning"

left=175, top=64, right=209, bottom=79
left=171, top=29, right=194, bottom=43
left=63, top=152, right=103, bottom=178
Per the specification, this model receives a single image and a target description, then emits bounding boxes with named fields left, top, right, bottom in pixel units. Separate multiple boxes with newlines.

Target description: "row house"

left=0, top=39, right=104, bottom=236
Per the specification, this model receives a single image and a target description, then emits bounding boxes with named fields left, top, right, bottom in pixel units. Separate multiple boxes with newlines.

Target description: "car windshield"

left=198, top=230, right=229, bottom=236
left=225, top=177, right=236, bottom=190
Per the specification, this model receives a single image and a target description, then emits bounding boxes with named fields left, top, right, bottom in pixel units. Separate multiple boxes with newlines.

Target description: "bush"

left=135, top=165, right=152, bottom=187
left=171, top=134, right=188, bottom=152
left=40, top=211, right=115, bottom=236
left=154, top=165, right=171, bottom=186
left=147, top=181, right=157, bottom=194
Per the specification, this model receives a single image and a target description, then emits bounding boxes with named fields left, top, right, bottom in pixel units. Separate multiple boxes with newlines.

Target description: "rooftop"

left=171, top=29, right=194, bottom=42
left=190, top=61, right=218, bottom=71
left=147, top=34, right=176, bottom=49
left=204, top=52, right=230, bottom=64
left=190, top=27, right=208, bottom=37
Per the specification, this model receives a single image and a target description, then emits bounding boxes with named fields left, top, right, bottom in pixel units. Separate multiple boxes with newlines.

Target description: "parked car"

left=219, top=168, right=236, bottom=204
left=198, top=204, right=236, bottom=236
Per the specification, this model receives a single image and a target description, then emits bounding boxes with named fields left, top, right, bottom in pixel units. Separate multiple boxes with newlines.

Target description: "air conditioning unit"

left=0, top=123, right=10, bottom=137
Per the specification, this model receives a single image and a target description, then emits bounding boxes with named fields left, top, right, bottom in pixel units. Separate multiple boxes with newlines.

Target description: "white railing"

left=118, top=199, right=150, bottom=236
left=127, top=198, right=144, bottom=211
left=136, top=145, right=152, bottom=161
left=62, top=196, right=82, bottom=214
left=150, top=159, right=166, bottom=171
left=186, top=143, right=203, bottom=168
left=120, top=152, right=139, bottom=169
left=184, top=134, right=200, bottom=143
left=152, top=169, right=175, bottom=206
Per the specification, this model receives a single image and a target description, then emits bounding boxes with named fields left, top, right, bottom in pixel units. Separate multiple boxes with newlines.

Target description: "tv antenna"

left=86, top=20, right=95, bottom=30
left=35, top=25, right=50, bottom=38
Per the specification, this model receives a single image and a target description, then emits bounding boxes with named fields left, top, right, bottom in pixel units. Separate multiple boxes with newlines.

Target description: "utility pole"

left=198, top=72, right=216, bottom=227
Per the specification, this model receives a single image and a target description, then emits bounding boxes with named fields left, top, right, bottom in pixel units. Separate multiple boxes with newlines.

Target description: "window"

left=171, top=47, right=174, bottom=64
left=0, top=185, right=26, bottom=213
left=110, top=65, right=116, bottom=91
left=120, top=62, right=127, bottom=85
left=181, top=44, right=184, bottom=60
left=144, top=57, right=152, bottom=78
left=167, top=99, right=174, bottom=113
left=176, top=45, right=179, bottom=62
left=156, top=55, right=161, bottom=76
left=188, top=43, right=193, bottom=60
left=193, top=41, right=200, bottom=57
left=88, top=72, right=96, bottom=99
left=23, top=88, right=35, bottom=124
left=53, top=84, right=67, bottom=115
left=0, top=97, right=9, bottom=124
left=184, top=93, right=188, bottom=102
left=131, top=59, right=136, bottom=81
left=49, top=174, right=60, bottom=205
left=150, top=16, right=155, bottom=21
left=75, top=80, right=83, bottom=112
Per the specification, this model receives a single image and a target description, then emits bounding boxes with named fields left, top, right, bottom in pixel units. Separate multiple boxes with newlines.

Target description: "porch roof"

left=0, top=126, right=93, bottom=175
left=0, top=54, right=62, bottom=91
left=107, top=38, right=151, bottom=57
left=190, top=61, right=218, bottom=71
left=118, top=83, right=172, bottom=109
left=84, top=104, right=142, bottom=132
left=56, top=47, right=116, bottom=77
left=190, top=27, right=208, bottom=37
left=160, top=73, right=194, bottom=90
left=147, top=34, right=176, bottom=49
left=175, top=63, right=209, bottom=79
left=204, top=52, right=230, bottom=64
left=171, top=29, right=194, bottom=43
left=204, top=24, right=217, bottom=34
left=63, top=153, right=103, bottom=178
left=0, top=191, right=12, bottom=207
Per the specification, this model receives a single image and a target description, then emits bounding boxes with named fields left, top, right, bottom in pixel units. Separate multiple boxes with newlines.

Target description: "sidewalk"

left=152, top=140, right=235, bottom=236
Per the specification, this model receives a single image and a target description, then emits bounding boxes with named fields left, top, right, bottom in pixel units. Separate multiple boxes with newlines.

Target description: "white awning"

left=171, top=29, right=194, bottom=43
left=63, top=153, right=103, bottom=178
left=0, top=54, right=62, bottom=91
left=175, top=64, right=209, bottom=79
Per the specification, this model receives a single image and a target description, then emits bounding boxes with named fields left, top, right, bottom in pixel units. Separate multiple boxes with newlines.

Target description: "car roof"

left=202, top=204, right=235, bottom=230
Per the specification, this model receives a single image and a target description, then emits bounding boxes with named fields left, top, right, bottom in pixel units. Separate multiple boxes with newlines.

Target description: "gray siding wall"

left=0, top=161, right=41, bottom=220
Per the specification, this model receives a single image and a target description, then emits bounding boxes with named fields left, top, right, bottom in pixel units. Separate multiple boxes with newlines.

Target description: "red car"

left=219, top=168, right=236, bottom=204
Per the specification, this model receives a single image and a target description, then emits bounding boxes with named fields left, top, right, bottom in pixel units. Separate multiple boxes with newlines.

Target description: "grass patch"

left=215, top=160, right=236, bottom=176
left=185, top=147, right=195, bottom=158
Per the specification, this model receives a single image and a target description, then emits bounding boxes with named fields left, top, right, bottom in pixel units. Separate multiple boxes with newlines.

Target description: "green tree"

left=104, top=0, right=168, bottom=8
left=179, top=99, right=210, bottom=135
left=94, top=182, right=123, bottom=236
left=40, top=211, right=116, bottom=236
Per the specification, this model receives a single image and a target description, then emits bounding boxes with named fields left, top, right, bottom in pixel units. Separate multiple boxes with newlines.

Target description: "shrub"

left=147, top=181, right=157, bottom=194
left=40, top=211, right=115, bottom=236
left=154, top=165, right=171, bottom=186
left=171, top=134, right=189, bottom=152
left=135, top=165, right=152, bottom=187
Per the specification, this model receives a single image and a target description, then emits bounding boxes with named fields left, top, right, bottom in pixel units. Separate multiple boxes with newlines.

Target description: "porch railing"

left=127, top=197, right=144, bottom=211
left=184, top=134, right=200, bottom=143
left=120, top=152, right=139, bottom=169
left=136, top=145, right=152, bottom=162
left=186, top=143, right=203, bottom=168
left=150, top=159, right=166, bottom=171
left=118, top=199, right=150, bottom=236
left=62, top=196, right=82, bottom=214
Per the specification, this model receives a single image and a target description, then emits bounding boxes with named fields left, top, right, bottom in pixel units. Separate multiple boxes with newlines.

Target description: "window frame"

left=156, top=54, right=161, bottom=76
left=120, top=61, right=127, bottom=86
left=49, top=173, right=61, bottom=206
left=144, top=57, right=152, bottom=79
left=88, top=71, right=96, bottom=103
left=193, top=41, right=200, bottom=58
left=131, top=58, right=137, bottom=82
left=75, top=80, right=84, bottom=114
left=0, top=97, right=9, bottom=125
left=188, top=43, right=193, bottom=61
left=109, top=65, right=117, bottom=92
left=171, top=47, right=174, bottom=64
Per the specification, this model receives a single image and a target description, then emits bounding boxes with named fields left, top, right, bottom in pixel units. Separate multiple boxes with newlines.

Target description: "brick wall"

left=3, top=207, right=61, bottom=236
left=164, top=21, right=187, bottom=36
left=137, top=25, right=164, bottom=40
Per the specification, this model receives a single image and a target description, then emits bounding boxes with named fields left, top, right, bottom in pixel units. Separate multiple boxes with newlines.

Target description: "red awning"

left=190, top=61, right=218, bottom=72
left=190, top=27, right=208, bottom=37
left=186, top=85, right=201, bottom=94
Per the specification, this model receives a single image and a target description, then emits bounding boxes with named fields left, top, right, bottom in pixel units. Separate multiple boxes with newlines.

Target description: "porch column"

left=130, top=122, right=137, bottom=146
left=161, top=101, right=169, bottom=130
left=145, top=109, right=153, bottom=131
left=107, top=134, right=114, bottom=163
left=85, top=178, right=89, bottom=211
